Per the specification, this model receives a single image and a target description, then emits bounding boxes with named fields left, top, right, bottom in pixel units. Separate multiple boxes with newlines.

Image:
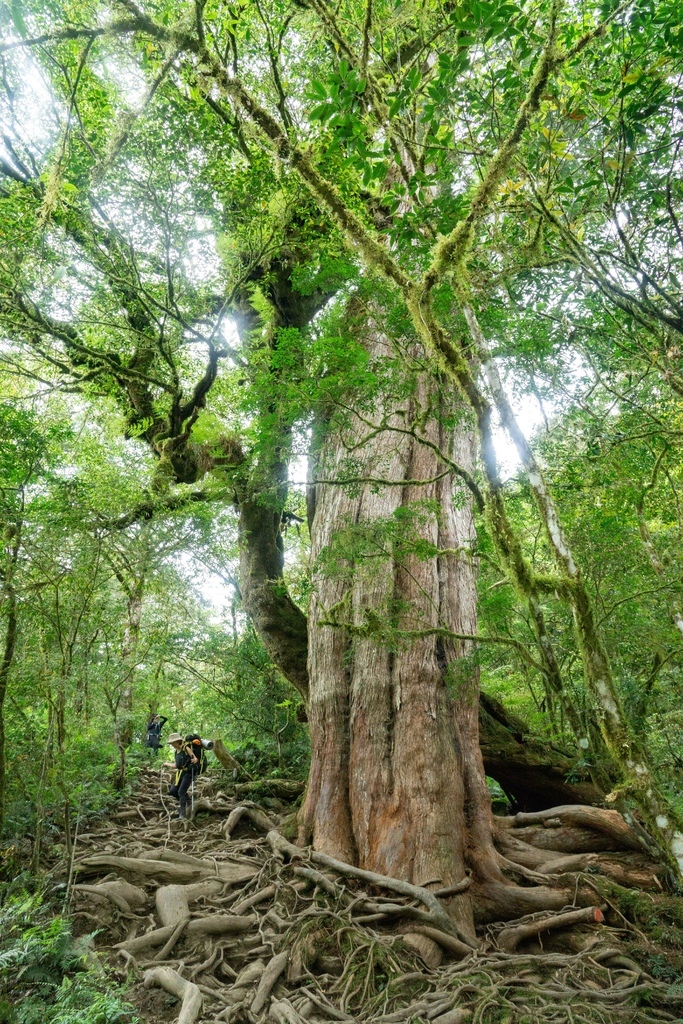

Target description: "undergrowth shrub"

left=0, top=888, right=136, bottom=1024
left=229, top=735, right=310, bottom=780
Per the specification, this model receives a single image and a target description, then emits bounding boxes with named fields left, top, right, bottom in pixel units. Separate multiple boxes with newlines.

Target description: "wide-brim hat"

left=168, top=733, right=183, bottom=744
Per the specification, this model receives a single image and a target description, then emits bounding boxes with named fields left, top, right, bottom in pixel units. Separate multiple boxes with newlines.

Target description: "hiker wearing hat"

left=167, top=733, right=200, bottom=819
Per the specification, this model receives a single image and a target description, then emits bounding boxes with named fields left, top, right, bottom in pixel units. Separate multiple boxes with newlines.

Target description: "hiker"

left=145, top=713, right=168, bottom=755
left=167, top=733, right=209, bottom=819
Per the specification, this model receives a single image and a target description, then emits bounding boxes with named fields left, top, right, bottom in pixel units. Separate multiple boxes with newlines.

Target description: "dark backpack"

left=185, top=734, right=208, bottom=774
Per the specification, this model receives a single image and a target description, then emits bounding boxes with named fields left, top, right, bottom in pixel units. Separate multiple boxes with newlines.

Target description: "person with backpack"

left=167, top=733, right=212, bottom=819
left=145, top=713, right=168, bottom=755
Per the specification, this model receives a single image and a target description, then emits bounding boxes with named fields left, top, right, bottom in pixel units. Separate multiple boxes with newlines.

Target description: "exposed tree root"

left=510, top=806, right=647, bottom=852
left=496, top=906, right=605, bottom=952
left=60, top=767, right=683, bottom=1024
left=143, top=966, right=203, bottom=1024
left=224, top=804, right=277, bottom=837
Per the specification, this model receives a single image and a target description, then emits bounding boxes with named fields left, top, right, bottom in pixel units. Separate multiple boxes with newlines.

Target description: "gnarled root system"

left=65, top=767, right=683, bottom=1024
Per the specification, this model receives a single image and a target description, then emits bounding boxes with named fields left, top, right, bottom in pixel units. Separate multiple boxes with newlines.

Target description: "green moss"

left=596, top=880, right=683, bottom=948
left=279, top=811, right=299, bottom=841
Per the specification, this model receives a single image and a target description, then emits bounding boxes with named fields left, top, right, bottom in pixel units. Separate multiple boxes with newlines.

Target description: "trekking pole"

left=191, top=772, right=194, bottom=819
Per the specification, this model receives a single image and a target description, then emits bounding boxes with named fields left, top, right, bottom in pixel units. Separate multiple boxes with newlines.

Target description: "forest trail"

left=67, top=765, right=683, bottom=1024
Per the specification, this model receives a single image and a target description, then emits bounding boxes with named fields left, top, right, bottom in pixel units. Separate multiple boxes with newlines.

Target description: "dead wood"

left=496, top=906, right=605, bottom=952
left=512, top=805, right=645, bottom=852
left=143, top=966, right=203, bottom=1024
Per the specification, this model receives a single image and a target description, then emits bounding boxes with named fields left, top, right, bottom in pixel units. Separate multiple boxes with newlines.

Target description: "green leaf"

left=308, top=80, right=328, bottom=101
left=10, top=0, right=27, bottom=37
left=309, top=102, right=333, bottom=122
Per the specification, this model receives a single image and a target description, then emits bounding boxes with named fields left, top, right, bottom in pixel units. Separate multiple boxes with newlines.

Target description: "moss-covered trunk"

left=238, top=490, right=309, bottom=703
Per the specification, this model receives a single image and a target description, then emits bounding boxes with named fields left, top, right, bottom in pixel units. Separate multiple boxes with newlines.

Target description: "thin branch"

left=0, top=20, right=140, bottom=54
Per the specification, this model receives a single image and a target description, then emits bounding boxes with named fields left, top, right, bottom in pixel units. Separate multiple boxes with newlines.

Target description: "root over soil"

left=60, top=766, right=683, bottom=1024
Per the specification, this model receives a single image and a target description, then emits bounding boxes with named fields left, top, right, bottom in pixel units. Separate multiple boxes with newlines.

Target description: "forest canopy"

left=1, top=0, right=683, bottom=1019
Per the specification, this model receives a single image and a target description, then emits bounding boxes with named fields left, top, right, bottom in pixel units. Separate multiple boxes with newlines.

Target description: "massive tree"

left=1, top=0, right=682, bottom=921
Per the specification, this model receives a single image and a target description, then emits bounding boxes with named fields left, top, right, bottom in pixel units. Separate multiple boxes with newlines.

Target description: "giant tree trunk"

left=300, top=335, right=502, bottom=935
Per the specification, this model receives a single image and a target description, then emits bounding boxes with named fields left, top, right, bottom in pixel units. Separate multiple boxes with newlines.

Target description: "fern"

left=0, top=889, right=137, bottom=1024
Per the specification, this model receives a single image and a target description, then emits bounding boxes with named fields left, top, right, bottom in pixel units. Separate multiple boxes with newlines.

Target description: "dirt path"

left=69, top=764, right=284, bottom=1023
left=66, top=765, right=683, bottom=1024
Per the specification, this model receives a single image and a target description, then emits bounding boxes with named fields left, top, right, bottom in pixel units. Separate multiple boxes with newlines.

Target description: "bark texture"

left=301, top=328, right=497, bottom=931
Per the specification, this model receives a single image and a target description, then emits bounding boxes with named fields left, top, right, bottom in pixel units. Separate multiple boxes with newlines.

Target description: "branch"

left=0, top=20, right=140, bottom=54
left=318, top=617, right=547, bottom=674
left=200, top=62, right=412, bottom=294
left=420, top=0, right=562, bottom=293
left=94, top=490, right=213, bottom=531
left=419, top=2, right=628, bottom=294
left=305, top=468, right=452, bottom=487
left=361, top=0, right=372, bottom=71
